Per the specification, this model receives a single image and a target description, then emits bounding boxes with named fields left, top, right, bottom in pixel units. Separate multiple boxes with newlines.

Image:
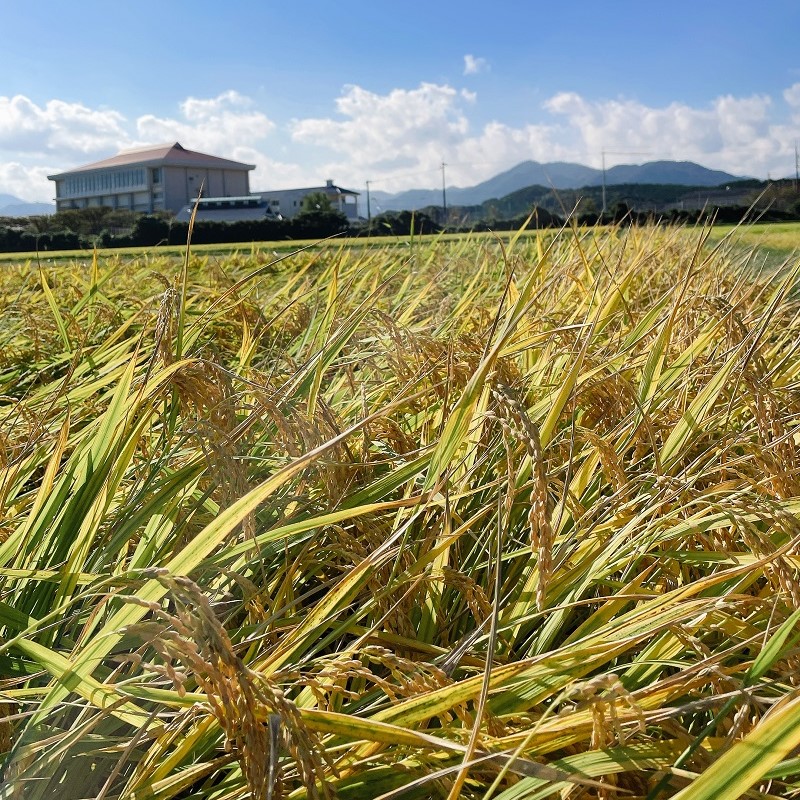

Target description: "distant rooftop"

left=48, top=142, right=255, bottom=179
left=257, top=179, right=360, bottom=196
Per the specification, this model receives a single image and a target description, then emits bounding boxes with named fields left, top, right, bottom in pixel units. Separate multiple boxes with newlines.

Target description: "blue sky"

left=1, top=0, right=799, bottom=201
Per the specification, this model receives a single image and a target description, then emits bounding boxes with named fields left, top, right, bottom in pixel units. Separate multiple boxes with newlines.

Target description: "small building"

left=256, top=179, right=360, bottom=220
left=48, top=142, right=255, bottom=214
left=174, top=195, right=281, bottom=223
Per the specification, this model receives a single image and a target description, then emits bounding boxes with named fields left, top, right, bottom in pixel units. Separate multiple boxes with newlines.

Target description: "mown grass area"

left=707, top=221, right=800, bottom=274
left=0, top=237, right=339, bottom=265
left=709, top=220, right=800, bottom=251
left=1, top=223, right=800, bottom=799
left=0, top=219, right=795, bottom=269
left=0, top=229, right=547, bottom=268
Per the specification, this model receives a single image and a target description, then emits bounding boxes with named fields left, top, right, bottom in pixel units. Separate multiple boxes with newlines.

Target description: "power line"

left=361, top=157, right=527, bottom=189
left=361, top=165, right=444, bottom=187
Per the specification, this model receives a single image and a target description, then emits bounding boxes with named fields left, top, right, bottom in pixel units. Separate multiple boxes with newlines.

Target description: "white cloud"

left=136, top=90, right=275, bottom=157
left=542, top=90, right=783, bottom=176
left=784, top=83, right=800, bottom=108
left=0, top=95, right=129, bottom=199
left=454, top=120, right=573, bottom=173
left=289, top=84, right=566, bottom=191
left=286, top=81, right=800, bottom=191
left=0, top=95, right=127, bottom=157
left=0, top=91, right=279, bottom=201
left=180, top=89, right=253, bottom=121
left=291, top=83, right=471, bottom=188
left=463, top=55, right=489, bottom=76
left=2, top=82, right=800, bottom=202
left=0, top=162, right=56, bottom=202
left=232, top=146, right=318, bottom=191
left=784, top=83, right=800, bottom=133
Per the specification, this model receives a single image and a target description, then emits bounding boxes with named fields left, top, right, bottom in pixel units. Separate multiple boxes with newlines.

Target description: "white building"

left=256, top=180, right=360, bottom=220
left=174, top=196, right=279, bottom=223
left=48, top=142, right=255, bottom=214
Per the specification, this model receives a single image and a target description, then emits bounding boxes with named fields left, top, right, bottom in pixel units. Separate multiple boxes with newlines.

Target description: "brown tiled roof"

left=48, top=142, right=255, bottom=179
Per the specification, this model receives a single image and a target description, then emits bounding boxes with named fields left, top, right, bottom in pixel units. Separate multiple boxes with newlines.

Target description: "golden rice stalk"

left=491, top=382, right=552, bottom=611
left=125, top=572, right=337, bottom=800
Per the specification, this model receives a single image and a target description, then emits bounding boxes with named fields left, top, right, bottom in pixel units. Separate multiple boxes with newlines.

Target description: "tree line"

left=0, top=193, right=797, bottom=254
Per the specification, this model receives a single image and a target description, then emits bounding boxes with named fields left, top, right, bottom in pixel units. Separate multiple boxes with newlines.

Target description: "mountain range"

left=1, top=160, right=750, bottom=218
left=0, top=193, right=56, bottom=217
left=370, top=160, right=749, bottom=212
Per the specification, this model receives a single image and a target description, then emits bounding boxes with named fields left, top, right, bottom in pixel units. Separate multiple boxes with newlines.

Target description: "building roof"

left=174, top=195, right=279, bottom=223
left=257, top=183, right=360, bottom=197
left=48, top=142, right=255, bottom=179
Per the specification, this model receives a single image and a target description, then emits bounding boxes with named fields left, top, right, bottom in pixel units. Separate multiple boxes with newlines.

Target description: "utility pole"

left=366, top=180, right=372, bottom=231
left=601, top=150, right=607, bottom=216
left=600, top=148, right=652, bottom=216
left=441, top=162, right=447, bottom=226
left=795, top=140, right=799, bottom=193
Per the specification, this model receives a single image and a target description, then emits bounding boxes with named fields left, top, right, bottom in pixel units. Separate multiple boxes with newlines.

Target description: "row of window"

left=62, top=168, right=148, bottom=197
left=198, top=198, right=262, bottom=209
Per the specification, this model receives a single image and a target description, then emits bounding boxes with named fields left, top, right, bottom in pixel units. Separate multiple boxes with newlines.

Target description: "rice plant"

left=1, top=223, right=800, bottom=799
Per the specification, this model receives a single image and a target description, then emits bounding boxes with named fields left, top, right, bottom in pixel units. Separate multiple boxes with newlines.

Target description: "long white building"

left=256, top=180, right=360, bottom=220
left=175, top=180, right=361, bottom=223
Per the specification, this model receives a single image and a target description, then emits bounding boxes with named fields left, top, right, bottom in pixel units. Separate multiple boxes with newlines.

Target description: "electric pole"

left=600, top=149, right=653, bottom=216
left=601, top=150, right=607, bottom=216
left=366, top=180, right=372, bottom=231
left=441, top=162, right=447, bottom=226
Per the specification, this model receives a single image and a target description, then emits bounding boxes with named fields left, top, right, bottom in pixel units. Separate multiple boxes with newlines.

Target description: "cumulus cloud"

left=784, top=83, right=800, bottom=108
left=136, top=90, right=275, bottom=158
left=542, top=90, right=782, bottom=176
left=284, top=80, right=800, bottom=191
left=0, top=95, right=130, bottom=199
left=291, top=83, right=472, bottom=187
left=2, top=82, right=799, bottom=202
left=463, top=55, right=489, bottom=75
left=0, top=91, right=280, bottom=200
left=454, top=120, right=572, bottom=172
left=231, top=145, right=319, bottom=191
left=784, top=83, right=800, bottom=132
left=0, top=162, right=56, bottom=202
left=288, top=85, right=557, bottom=190
left=0, top=95, right=127, bottom=157
left=181, top=89, right=253, bottom=121
left=293, top=83, right=469, bottom=149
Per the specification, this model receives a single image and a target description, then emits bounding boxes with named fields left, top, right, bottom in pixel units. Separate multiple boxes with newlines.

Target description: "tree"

left=365, top=210, right=440, bottom=236
left=130, top=215, right=170, bottom=246
left=578, top=197, right=598, bottom=216
left=611, top=201, right=631, bottom=223
left=293, top=192, right=348, bottom=237
left=300, top=192, right=333, bottom=215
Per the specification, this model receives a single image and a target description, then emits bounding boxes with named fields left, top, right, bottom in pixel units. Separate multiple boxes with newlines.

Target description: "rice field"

left=1, top=222, right=800, bottom=799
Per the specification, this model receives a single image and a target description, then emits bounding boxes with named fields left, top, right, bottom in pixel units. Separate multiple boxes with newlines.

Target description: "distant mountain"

left=372, top=160, right=749, bottom=211
left=594, top=161, right=743, bottom=188
left=458, top=161, right=599, bottom=201
left=0, top=193, right=23, bottom=207
left=0, top=193, right=55, bottom=217
left=1, top=202, right=56, bottom=217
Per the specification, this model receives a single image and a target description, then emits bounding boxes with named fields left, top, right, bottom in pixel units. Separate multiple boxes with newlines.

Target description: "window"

left=152, top=168, right=161, bottom=184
